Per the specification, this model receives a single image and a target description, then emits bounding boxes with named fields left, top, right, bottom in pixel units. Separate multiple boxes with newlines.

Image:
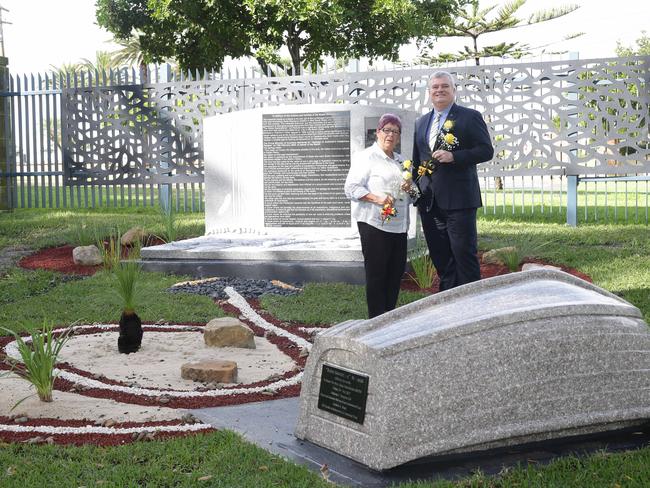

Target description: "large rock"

left=72, top=245, right=102, bottom=266
left=295, top=268, right=650, bottom=470
left=181, top=360, right=238, bottom=383
left=481, top=247, right=517, bottom=265
left=522, top=262, right=561, bottom=272
left=121, top=227, right=146, bottom=246
left=204, top=317, right=256, bottom=349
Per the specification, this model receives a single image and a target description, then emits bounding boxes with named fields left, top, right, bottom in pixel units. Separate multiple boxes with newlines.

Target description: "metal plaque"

left=318, top=364, right=369, bottom=424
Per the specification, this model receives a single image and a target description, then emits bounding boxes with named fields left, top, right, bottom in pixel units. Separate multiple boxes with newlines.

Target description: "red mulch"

left=19, top=245, right=101, bottom=275
left=19, top=245, right=592, bottom=287
left=18, top=237, right=167, bottom=276
left=0, top=428, right=215, bottom=447
left=400, top=255, right=591, bottom=294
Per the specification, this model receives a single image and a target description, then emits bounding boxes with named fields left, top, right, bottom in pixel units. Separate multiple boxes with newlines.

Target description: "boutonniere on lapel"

left=416, top=160, right=434, bottom=180
left=438, top=119, right=459, bottom=150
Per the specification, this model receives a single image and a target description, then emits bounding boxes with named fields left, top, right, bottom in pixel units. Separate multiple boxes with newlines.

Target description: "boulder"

left=72, top=245, right=102, bottom=266
left=482, top=247, right=517, bottom=265
left=204, top=317, right=256, bottom=349
left=522, top=262, right=562, bottom=272
left=121, top=227, right=146, bottom=246
left=181, top=360, right=238, bottom=383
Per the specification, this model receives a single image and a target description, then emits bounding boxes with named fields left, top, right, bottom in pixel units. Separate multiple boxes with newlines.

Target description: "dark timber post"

left=0, top=56, right=11, bottom=210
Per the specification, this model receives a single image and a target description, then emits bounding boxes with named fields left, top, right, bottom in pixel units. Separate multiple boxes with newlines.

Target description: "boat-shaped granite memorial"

left=295, top=268, right=650, bottom=470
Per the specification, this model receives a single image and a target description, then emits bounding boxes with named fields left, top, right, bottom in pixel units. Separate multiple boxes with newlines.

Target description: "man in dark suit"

left=412, top=71, right=494, bottom=291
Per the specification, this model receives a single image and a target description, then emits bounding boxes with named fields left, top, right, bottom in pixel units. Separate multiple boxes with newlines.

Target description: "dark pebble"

left=167, top=277, right=301, bottom=300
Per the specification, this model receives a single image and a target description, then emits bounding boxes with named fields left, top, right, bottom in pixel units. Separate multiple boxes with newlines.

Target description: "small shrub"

left=72, top=219, right=96, bottom=246
left=97, top=229, right=122, bottom=270
left=407, top=239, right=436, bottom=289
left=1, top=322, right=73, bottom=406
left=491, top=239, right=559, bottom=272
left=114, top=259, right=142, bottom=312
left=493, top=246, right=523, bottom=272
left=161, top=204, right=177, bottom=243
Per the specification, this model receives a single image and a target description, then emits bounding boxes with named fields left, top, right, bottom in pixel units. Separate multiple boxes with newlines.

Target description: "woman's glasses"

left=380, top=128, right=400, bottom=135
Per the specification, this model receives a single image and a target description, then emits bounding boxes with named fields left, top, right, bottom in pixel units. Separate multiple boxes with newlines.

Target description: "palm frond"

left=527, top=4, right=580, bottom=24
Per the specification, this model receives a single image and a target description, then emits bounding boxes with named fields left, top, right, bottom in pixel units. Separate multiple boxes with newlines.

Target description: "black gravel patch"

left=167, top=276, right=302, bottom=299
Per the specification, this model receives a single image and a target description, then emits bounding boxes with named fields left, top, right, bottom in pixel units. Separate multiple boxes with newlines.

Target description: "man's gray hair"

left=429, top=71, right=456, bottom=88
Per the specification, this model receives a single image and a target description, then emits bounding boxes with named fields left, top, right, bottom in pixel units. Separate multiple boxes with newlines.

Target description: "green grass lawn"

left=0, top=207, right=649, bottom=487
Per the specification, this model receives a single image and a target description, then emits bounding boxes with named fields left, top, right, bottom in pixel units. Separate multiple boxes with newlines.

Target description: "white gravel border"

left=3, top=311, right=306, bottom=399
left=225, top=286, right=312, bottom=351
left=0, top=422, right=213, bottom=436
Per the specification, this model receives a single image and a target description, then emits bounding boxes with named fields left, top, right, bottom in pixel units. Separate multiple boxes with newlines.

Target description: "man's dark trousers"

left=420, top=204, right=480, bottom=292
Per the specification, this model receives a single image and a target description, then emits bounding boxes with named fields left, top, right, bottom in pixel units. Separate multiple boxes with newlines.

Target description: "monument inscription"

left=317, top=364, right=369, bottom=424
left=262, top=112, right=351, bottom=227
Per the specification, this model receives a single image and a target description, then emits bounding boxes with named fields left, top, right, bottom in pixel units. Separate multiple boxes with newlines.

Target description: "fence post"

left=567, top=175, right=578, bottom=226
left=0, top=56, right=11, bottom=210
left=159, top=64, right=172, bottom=213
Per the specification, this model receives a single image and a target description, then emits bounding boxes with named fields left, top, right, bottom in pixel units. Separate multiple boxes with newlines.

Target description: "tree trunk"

left=256, top=58, right=280, bottom=77
left=287, top=24, right=303, bottom=75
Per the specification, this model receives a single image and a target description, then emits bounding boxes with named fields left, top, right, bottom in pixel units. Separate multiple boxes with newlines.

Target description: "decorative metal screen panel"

left=61, top=56, right=649, bottom=185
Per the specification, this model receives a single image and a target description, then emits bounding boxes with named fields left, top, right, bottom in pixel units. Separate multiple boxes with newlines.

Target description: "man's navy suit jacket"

left=412, top=103, right=494, bottom=211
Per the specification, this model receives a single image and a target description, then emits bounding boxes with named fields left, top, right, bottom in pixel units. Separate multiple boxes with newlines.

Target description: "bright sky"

left=1, top=0, right=648, bottom=75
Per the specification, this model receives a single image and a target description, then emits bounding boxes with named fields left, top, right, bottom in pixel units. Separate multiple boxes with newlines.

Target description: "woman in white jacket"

left=344, top=114, right=418, bottom=318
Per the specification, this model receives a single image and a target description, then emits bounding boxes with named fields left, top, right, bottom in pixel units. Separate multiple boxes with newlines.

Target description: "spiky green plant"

left=407, top=238, right=436, bottom=289
left=492, top=239, right=559, bottom=272
left=125, top=237, right=142, bottom=260
left=0, top=322, right=73, bottom=406
left=72, top=219, right=97, bottom=246
left=96, top=229, right=122, bottom=270
left=493, top=246, right=523, bottom=272
left=114, top=259, right=142, bottom=312
left=161, top=204, right=177, bottom=243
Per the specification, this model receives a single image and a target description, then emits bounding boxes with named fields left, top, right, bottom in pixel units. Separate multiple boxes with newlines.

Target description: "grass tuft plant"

left=114, top=254, right=144, bottom=353
left=0, top=322, right=73, bottom=407
left=114, top=259, right=142, bottom=312
left=161, top=203, right=177, bottom=243
left=97, top=229, right=122, bottom=270
left=407, top=237, right=436, bottom=289
left=491, top=239, right=559, bottom=272
left=493, top=246, right=523, bottom=272
left=72, top=219, right=97, bottom=246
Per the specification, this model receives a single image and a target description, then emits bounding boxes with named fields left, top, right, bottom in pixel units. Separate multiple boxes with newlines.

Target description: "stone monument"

left=295, top=269, right=650, bottom=470
left=141, top=104, right=417, bottom=283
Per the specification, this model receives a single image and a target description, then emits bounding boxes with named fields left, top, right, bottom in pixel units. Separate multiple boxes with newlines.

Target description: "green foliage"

left=95, top=0, right=459, bottom=75
left=0, top=269, right=63, bottom=305
left=616, top=30, right=650, bottom=56
left=261, top=282, right=427, bottom=324
left=114, top=260, right=142, bottom=312
left=72, top=219, right=99, bottom=246
left=492, top=246, right=523, bottom=272
left=418, top=0, right=581, bottom=65
left=161, top=204, right=177, bottom=243
left=486, top=237, right=557, bottom=272
left=0, top=430, right=333, bottom=487
left=97, top=230, right=122, bottom=271
left=407, top=242, right=436, bottom=289
left=1, top=322, right=73, bottom=405
left=0, top=270, right=222, bottom=333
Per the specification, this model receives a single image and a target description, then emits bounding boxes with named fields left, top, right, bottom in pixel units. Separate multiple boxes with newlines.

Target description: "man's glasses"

left=381, top=128, right=400, bottom=135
